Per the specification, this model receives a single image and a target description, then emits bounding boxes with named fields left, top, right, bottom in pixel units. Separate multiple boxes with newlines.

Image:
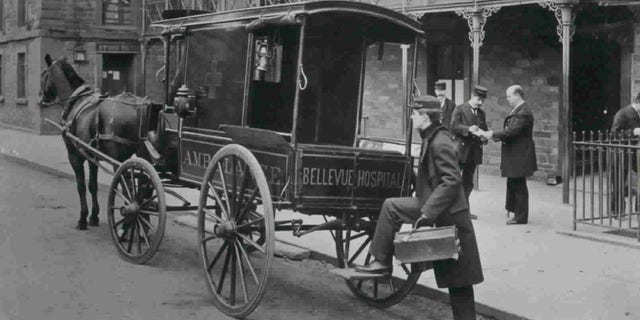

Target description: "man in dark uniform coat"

left=451, top=86, right=489, bottom=210
left=610, top=92, right=640, bottom=214
left=357, top=95, right=484, bottom=320
left=482, top=85, right=537, bottom=225
left=435, top=81, right=456, bottom=129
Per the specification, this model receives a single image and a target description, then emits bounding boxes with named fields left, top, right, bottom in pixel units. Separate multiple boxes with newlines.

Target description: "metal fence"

left=572, top=130, right=640, bottom=240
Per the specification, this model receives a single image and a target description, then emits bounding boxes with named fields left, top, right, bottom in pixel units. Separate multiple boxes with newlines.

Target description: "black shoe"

left=506, top=219, right=526, bottom=225
left=355, top=260, right=390, bottom=274
left=469, top=214, right=478, bottom=220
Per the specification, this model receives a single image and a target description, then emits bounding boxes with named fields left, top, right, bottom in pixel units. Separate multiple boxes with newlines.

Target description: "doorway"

left=102, top=54, right=134, bottom=95
left=571, top=35, right=621, bottom=133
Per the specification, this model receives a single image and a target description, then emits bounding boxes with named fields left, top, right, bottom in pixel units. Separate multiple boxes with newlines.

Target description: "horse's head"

left=39, top=54, right=85, bottom=108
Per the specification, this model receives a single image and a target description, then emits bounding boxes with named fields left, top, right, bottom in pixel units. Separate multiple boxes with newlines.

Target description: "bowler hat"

left=472, top=85, right=488, bottom=99
left=411, top=95, right=441, bottom=113
left=434, top=81, right=446, bottom=91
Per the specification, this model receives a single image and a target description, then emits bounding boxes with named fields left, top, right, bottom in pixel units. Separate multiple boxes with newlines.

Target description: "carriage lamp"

left=174, top=84, right=196, bottom=118
left=255, top=37, right=273, bottom=74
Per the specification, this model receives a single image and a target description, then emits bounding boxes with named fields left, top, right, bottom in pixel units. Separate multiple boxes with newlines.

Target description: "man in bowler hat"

left=435, top=81, right=456, bottom=129
left=356, top=95, right=483, bottom=320
left=478, top=85, right=537, bottom=224
left=450, top=86, right=489, bottom=218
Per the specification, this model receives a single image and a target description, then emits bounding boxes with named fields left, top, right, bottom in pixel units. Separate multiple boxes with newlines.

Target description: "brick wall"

left=478, top=44, right=561, bottom=179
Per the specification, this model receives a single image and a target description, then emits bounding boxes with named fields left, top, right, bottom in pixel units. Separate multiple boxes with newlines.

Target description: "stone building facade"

left=0, top=0, right=143, bottom=134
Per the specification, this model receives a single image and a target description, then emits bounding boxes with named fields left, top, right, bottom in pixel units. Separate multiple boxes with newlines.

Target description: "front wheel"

left=197, top=144, right=275, bottom=318
left=107, top=157, right=166, bottom=264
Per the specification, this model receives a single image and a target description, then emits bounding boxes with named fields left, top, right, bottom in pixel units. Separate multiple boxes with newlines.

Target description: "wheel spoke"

left=217, top=247, right=232, bottom=294
left=401, top=264, right=410, bottom=275
left=137, top=219, right=151, bottom=248
left=208, top=182, right=230, bottom=221
left=119, top=176, right=134, bottom=201
left=139, top=194, right=158, bottom=210
left=236, top=188, right=259, bottom=223
left=217, top=163, right=233, bottom=218
left=230, top=243, right=237, bottom=306
left=373, top=279, right=379, bottom=298
left=126, top=221, right=136, bottom=254
left=347, top=232, right=368, bottom=242
left=112, top=188, right=131, bottom=205
left=388, top=277, right=397, bottom=293
left=233, top=241, right=249, bottom=304
left=235, top=232, right=265, bottom=254
left=235, top=239, right=260, bottom=285
left=136, top=218, right=142, bottom=254
left=138, top=216, right=158, bottom=235
left=138, top=209, right=160, bottom=216
left=348, top=237, right=372, bottom=266
left=129, top=168, right=138, bottom=201
left=113, top=217, right=127, bottom=229
left=208, top=241, right=229, bottom=273
left=236, top=216, right=264, bottom=231
left=230, top=156, right=238, bottom=218
left=235, top=165, right=251, bottom=215
left=203, top=208, right=224, bottom=224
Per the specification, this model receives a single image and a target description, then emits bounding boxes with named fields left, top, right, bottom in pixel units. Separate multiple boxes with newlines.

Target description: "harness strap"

left=96, top=134, right=137, bottom=147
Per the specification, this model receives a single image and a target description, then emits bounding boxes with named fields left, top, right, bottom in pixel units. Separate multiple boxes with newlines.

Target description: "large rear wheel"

left=335, top=226, right=422, bottom=308
left=197, top=144, right=274, bottom=318
left=107, top=157, right=166, bottom=264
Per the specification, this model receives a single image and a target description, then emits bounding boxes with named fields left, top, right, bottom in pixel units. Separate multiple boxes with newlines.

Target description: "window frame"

left=17, top=52, right=26, bottom=99
left=103, top=0, right=132, bottom=25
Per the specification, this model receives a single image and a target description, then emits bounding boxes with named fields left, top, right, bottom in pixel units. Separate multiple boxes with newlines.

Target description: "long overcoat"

left=417, top=124, right=484, bottom=288
left=450, top=103, right=488, bottom=165
left=440, top=98, right=456, bottom=129
left=492, top=102, right=537, bottom=178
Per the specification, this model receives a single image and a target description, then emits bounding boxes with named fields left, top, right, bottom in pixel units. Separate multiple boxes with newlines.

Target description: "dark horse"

left=39, top=54, right=143, bottom=230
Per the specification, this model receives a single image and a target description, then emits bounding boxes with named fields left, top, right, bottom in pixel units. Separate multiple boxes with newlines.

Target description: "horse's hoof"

left=89, top=218, right=100, bottom=227
left=75, top=223, right=88, bottom=230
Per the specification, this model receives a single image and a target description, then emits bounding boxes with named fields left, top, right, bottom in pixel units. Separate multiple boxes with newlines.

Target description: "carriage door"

left=102, top=54, right=134, bottom=95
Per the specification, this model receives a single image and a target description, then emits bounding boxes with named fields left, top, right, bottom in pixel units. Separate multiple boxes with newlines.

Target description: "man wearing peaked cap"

left=450, top=85, right=489, bottom=218
left=357, top=94, right=484, bottom=319
left=434, top=81, right=456, bottom=129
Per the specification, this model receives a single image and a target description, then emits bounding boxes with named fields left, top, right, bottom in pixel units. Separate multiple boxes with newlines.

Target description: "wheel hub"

left=214, top=220, right=237, bottom=238
left=122, top=203, right=139, bottom=217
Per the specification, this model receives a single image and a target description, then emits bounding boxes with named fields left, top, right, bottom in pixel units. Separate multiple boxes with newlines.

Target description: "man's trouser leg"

left=449, top=286, right=476, bottom=320
left=508, top=177, right=528, bottom=223
left=369, top=197, right=421, bottom=264
left=460, top=162, right=477, bottom=203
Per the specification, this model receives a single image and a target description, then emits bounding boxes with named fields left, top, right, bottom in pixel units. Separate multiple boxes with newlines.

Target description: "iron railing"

left=572, top=130, right=640, bottom=240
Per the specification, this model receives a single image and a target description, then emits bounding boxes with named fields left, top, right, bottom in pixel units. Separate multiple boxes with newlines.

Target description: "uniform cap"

left=472, top=85, right=488, bottom=99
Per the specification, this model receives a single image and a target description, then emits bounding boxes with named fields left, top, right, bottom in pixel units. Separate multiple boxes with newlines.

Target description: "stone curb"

left=1, top=150, right=528, bottom=320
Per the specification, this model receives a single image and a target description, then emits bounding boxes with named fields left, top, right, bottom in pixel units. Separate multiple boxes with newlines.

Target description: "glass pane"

left=184, top=27, right=248, bottom=130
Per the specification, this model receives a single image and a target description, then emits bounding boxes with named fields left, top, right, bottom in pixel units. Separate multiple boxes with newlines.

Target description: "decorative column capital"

left=455, top=6, right=501, bottom=48
left=540, top=1, right=577, bottom=42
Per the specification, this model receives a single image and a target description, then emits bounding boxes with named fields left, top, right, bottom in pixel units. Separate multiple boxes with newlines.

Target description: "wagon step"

left=329, top=268, right=388, bottom=280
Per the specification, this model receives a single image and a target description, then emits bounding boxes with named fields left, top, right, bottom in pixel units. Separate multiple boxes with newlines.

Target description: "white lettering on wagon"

left=302, top=167, right=402, bottom=189
left=182, top=149, right=283, bottom=186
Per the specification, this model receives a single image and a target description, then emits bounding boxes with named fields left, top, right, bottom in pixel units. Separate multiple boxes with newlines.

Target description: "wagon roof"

left=151, top=0, right=423, bottom=35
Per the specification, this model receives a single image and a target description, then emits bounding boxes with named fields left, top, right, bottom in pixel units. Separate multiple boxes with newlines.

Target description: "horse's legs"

left=88, top=162, right=100, bottom=226
left=69, top=152, right=89, bottom=230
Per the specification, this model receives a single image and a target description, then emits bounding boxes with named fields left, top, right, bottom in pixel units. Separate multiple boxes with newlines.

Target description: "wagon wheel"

left=107, top=158, right=166, bottom=264
left=197, top=144, right=274, bottom=318
left=335, top=226, right=422, bottom=308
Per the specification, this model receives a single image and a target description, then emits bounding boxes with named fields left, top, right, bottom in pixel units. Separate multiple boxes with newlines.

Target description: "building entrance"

left=102, top=54, right=134, bottom=95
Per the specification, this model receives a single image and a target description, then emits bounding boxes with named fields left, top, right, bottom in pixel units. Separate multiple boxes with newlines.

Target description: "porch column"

left=455, top=6, right=500, bottom=87
left=541, top=1, right=577, bottom=204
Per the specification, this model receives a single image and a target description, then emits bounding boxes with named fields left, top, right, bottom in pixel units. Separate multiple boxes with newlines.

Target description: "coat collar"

left=419, top=124, right=446, bottom=161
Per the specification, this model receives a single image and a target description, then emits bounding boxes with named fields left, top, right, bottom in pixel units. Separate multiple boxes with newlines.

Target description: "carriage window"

left=183, top=27, right=248, bottom=130
left=296, top=17, right=364, bottom=146
left=360, top=42, right=415, bottom=142
left=247, top=26, right=299, bottom=134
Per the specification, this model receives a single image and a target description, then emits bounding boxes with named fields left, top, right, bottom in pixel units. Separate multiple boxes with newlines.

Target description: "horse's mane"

left=58, top=59, right=85, bottom=89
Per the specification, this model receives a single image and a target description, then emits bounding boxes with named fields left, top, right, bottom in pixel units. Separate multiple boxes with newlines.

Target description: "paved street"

left=0, top=158, right=493, bottom=320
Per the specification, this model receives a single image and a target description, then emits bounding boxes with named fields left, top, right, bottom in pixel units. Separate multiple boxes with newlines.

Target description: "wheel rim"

left=107, top=158, right=166, bottom=264
left=198, top=144, right=274, bottom=318
left=335, top=227, right=421, bottom=308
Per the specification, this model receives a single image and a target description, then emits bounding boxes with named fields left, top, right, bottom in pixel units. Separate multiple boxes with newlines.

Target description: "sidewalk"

left=2, top=127, right=640, bottom=320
